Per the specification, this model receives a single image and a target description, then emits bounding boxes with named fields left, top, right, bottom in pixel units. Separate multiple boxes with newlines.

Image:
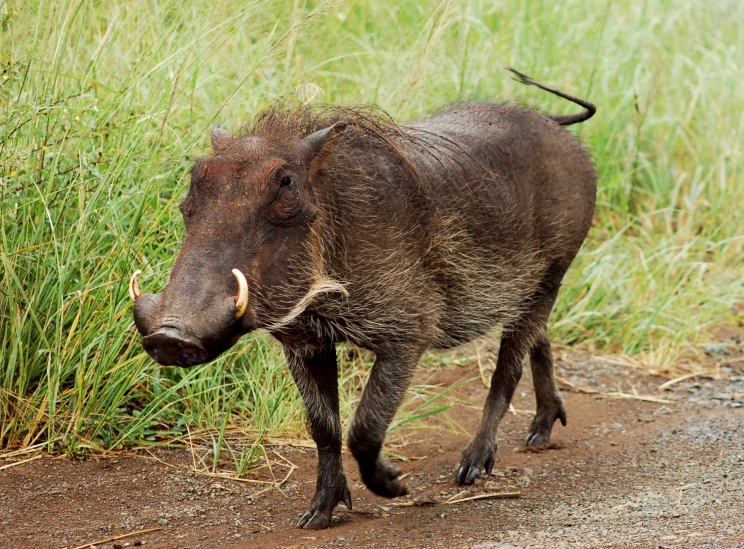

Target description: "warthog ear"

left=211, top=125, right=233, bottom=153
left=301, top=121, right=349, bottom=165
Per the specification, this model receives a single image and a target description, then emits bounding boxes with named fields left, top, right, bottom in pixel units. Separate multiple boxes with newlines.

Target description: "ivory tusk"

left=129, top=270, right=142, bottom=302
left=232, top=268, right=249, bottom=319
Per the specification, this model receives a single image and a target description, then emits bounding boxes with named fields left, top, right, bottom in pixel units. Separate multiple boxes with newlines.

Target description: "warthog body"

left=132, top=71, right=596, bottom=529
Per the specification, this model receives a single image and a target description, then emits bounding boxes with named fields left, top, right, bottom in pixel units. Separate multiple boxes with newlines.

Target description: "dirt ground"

left=2, top=338, right=744, bottom=549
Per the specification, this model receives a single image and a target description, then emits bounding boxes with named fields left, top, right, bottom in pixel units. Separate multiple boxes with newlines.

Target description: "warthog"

left=131, top=70, right=596, bottom=529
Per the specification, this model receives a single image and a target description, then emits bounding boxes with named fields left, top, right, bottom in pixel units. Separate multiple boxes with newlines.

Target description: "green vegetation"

left=1, top=0, right=742, bottom=458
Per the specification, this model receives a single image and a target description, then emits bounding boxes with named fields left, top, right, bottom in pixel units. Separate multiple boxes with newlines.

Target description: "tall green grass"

left=1, top=0, right=742, bottom=454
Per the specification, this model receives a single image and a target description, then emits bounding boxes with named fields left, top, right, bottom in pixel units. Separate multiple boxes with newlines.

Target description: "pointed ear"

left=211, top=125, right=232, bottom=153
left=301, top=120, right=349, bottom=164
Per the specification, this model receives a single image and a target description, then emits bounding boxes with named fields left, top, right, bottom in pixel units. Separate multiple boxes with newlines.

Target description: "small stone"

left=702, top=343, right=730, bottom=354
left=522, top=468, right=533, bottom=476
left=158, top=518, right=169, bottom=526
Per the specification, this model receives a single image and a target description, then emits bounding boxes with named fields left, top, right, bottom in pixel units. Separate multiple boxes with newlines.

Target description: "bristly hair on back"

left=235, top=101, right=423, bottom=183
left=219, top=100, right=490, bottom=190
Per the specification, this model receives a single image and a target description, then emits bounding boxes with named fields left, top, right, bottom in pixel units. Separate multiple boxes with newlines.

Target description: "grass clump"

left=1, top=0, right=742, bottom=455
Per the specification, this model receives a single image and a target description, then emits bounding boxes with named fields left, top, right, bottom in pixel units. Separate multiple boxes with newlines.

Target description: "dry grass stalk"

left=659, top=370, right=717, bottom=390
left=0, top=454, right=42, bottom=471
left=476, top=344, right=494, bottom=389
left=143, top=450, right=274, bottom=485
left=508, top=403, right=535, bottom=416
left=0, top=438, right=61, bottom=459
left=444, top=491, right=522, bottom=504
left=391, top=497, right=438, bottom=507
left=266, top=437, right=317, bottom=449
left=248, top=455, right=297, bottom=498
left=606, top=392, right=672, bottom=404
left=70, top=527, right=162, bottom=549
left=141, top=448, right=298, bottom=499
left=556, top=376, right=672, bottom=404
left=393, top=491, right=522, bottom=507
left=443, top=489, right=470, bottom=504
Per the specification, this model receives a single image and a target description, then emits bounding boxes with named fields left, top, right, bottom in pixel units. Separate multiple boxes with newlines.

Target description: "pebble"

left=701, top=344, right=730, bottom=354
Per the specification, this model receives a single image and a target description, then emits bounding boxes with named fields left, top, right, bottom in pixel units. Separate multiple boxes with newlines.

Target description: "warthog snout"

left=130, top=268, right=252, bottom=367
left=142, top=325, right=207, bottom=367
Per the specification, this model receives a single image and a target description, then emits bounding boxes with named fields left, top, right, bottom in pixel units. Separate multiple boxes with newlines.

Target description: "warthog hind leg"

left=525, top=331, right=567, bottom=447
left=458, top=269, right=567, bottom=484
left=457, top=329, right=526, bottom=484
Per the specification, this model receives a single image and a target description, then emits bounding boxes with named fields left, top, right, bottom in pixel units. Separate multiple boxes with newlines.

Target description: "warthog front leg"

left=347, top=346, right=421, bottom=498
left=284, top=344, right=351, bottom=530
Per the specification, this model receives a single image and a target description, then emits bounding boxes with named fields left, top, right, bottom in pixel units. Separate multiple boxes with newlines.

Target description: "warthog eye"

left=270, top=171, right=303, bottom=222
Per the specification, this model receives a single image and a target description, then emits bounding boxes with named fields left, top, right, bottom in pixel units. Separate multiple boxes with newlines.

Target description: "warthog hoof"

left=457, top=441, right=496, bottom=485
left=360, top=457, right=409, bottom=498
left=296, top=478, right=352, bottom=530
left=525, top=403, right=567, bottom=448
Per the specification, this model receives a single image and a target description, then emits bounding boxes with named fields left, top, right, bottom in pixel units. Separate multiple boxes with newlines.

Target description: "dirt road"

left=2, top=347, right=743, bottom=549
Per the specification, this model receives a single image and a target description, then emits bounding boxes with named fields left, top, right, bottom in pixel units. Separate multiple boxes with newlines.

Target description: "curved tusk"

left=232, top=268, right=249, bottom=319
left=129, top=270, right=143, bottom=302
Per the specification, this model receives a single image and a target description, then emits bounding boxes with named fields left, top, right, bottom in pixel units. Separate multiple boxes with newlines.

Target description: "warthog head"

left=131, top=120, right=346, bottom=367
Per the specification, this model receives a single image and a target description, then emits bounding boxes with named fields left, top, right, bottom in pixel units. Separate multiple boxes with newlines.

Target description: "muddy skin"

left=131, top=71, right=597, bottom=529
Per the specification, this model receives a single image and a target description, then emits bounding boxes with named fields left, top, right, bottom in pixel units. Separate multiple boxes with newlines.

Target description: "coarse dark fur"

left=132, top=71, right=597, bottom=530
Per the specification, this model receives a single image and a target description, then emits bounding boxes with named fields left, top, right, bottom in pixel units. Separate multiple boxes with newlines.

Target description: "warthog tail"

left=508, top=68, right=597, bottom=126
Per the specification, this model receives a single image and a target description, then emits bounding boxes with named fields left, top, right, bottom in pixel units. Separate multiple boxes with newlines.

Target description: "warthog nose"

left=142, top=325, right=208, bottom=367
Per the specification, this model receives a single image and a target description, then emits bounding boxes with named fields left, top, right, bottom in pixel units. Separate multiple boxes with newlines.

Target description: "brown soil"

left=2, top=342, right=744, bottom=549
